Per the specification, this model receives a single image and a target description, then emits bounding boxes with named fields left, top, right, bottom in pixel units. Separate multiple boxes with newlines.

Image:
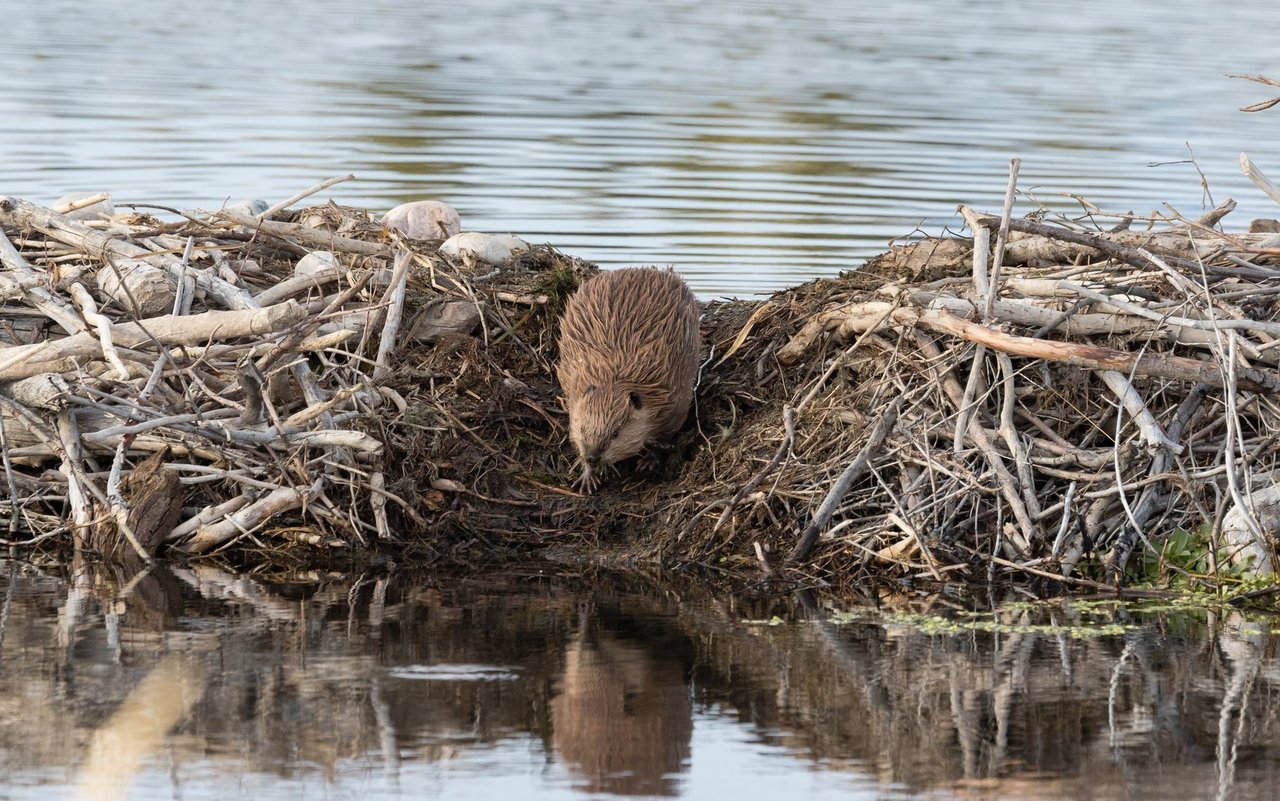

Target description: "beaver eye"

left=610, top=431, right=620, bottom=440
left=628, top=391, right=643, bottom=409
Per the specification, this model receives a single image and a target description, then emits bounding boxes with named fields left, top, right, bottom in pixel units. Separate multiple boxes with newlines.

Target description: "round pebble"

left=381, top=200, right=461, bottom=240
left=294, top=251, right=339, bottom=277
left=439, top=232, right=530, bottom=266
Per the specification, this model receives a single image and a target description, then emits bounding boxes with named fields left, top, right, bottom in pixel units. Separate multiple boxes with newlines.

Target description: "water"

left=5, top=562, right=1280, bottom=800
left=2, top=1, right=1279, bottom=296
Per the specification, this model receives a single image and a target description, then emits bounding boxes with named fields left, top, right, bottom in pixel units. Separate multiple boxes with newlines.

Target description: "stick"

left=180, top=479, right=325, bottom=554
left=1098, top=371, right=1184, bottom=454
left=973, top=214, right=1206, bottom=274
left=788, top=396, right=903, bottom=565
left=373, top=250, right=412, bottom=382
left=986, top=158, right=1021, bottom=320
left=217, top=208, right=388, bottom=256
left=54, top=411, right=93, bottom=544
left=257, top=174, right=355, bottom=220
left=67, top=283, right=132, bottom=379
left=955, top=206, right=992, bottom=453
left=0, top=226, right=85, bottom=335
left=1240, top=153, right=1280, bottom=207
left=0, top=301, right=307, bottom=381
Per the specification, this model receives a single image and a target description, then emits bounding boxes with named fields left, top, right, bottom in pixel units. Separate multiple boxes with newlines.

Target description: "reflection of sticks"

left=75, top=657, right=207, bottom=801
left=1216, top=637, right=1262, bottom=801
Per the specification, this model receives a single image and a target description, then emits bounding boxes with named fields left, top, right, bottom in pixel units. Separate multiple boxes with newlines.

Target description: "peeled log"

left=1222, top=483, right=1280, bottom=575
left=96, top=258, right=177, bottom=317
left=0, top=300, right=307, bottom=381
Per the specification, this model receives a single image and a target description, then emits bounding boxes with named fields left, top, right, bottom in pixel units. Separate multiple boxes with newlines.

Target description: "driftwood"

left=702, top=189, right=1280, bottom=586
left=7, top=167, right=1280, bottom=591
left=0, top=184, right=501, bottom=561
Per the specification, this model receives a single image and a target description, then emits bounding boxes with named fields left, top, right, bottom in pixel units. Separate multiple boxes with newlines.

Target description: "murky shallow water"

left=2, top=0, right=1280, bottom=296
left=5, top=562, right=1280, bottom=800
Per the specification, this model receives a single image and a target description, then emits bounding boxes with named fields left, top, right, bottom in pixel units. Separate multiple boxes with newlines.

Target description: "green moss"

left=532, top=261, right=582, bottom=320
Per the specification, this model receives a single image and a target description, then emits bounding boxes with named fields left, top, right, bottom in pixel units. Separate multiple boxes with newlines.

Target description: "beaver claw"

left=574, top=465, right=600, bottom=495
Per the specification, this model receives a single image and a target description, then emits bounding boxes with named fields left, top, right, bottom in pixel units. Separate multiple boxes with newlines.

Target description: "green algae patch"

left=882, top=611, right=1134, bottom=639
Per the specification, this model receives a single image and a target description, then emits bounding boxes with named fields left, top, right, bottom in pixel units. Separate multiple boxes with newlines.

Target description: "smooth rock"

left=408, top=299, right=482, bottom=344
left=225, top=198, right=269, bottom=217
left=53, top=192, right=114, bottom=220
left=439, top=232, right=530, bottom=266
left=382, top=200, right=461, bottom=240
left=295, top=251, right=339, bottom=277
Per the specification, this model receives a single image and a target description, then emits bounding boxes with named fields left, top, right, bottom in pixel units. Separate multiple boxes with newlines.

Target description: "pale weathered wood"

left=0, top=300, right=306, bottom=381
left=218, top=207, right=388, bottom=256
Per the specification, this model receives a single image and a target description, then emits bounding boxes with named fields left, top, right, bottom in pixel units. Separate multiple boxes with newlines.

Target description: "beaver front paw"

left=573, top=465, right=600, bottom=495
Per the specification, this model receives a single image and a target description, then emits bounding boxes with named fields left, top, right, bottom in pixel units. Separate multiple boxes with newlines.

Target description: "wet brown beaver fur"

left=556, top=267, right=701, bottom=493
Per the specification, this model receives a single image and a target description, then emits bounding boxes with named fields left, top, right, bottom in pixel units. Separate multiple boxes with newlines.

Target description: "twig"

left=986, top=157, right=1021, bottom=319
left=686, top=407, right=796, bottom=547
left=373, top=249, right=412, bottom=382
left=789, top=396, right=903, bottom=565
left=257, top=174, right=355, bottom=220
left=66, top=283, right=132, bottom=379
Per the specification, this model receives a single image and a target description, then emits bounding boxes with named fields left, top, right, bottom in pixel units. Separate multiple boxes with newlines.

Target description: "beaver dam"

left=4, top=172, right=1280, bottom=593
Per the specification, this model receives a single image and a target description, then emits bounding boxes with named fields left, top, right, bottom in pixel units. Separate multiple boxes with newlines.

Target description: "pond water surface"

left=4, top=563, right=1280, bottom=800
left=2, top=0, right=1279, bottom=295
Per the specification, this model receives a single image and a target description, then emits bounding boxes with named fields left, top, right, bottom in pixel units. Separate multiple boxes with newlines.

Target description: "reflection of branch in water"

left=75, top=656, right=207, bottom=801
left=1108, top=641, right=1135, bottom=752
left=991, top=617, right=1038, bottom=773
left=0, top=561, right=14, bottom=651
left=950, top=682, right=982, bottom=779
left=169, top=564, right=305, bottom=622
left=57, top=567, right=91, bottom=653
left=370, top=675, right=401, bottom=782
left=1217, top=634, right=1262, bottom=801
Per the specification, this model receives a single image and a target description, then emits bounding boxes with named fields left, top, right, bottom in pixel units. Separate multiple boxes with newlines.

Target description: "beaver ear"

left=628, top=391, right=643, bottom=409
left=585, top=384, right=597, bottom=394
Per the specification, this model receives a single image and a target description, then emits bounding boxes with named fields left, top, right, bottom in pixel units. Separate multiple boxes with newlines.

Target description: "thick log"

left=0, top=300, right=306, bottom=381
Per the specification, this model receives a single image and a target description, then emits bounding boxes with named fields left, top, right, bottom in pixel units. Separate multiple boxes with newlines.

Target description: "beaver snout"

left=584, top=451, right=601, bottom=467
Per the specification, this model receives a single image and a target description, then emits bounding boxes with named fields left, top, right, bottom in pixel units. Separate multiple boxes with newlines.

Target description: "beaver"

left=556, top=267, right=701, bottom=493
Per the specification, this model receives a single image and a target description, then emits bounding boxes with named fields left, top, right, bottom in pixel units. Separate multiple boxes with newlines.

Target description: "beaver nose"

left=585, top=451, right=600, bottom=466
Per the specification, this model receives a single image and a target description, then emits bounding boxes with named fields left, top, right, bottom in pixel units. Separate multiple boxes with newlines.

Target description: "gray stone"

left=439, top=232, right=530, bottom=266
left=382, top=200, right=461, bottom=240
left=294, top=251, right=339, bottom=277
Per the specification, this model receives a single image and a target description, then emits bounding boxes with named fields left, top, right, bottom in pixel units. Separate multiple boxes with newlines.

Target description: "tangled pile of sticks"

left=0, top=180, right=438, bottom=562
left=670, top=161, right=1280, bottom=588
